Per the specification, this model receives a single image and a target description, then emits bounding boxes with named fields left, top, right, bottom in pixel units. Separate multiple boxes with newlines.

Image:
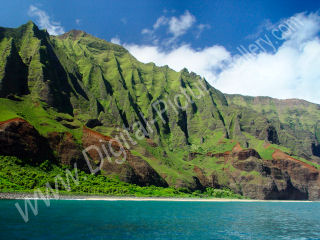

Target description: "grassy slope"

left=0, top=97, right=83, bottom=142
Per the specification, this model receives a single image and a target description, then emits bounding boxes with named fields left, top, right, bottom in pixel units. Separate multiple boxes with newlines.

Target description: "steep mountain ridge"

left=226, top=94, right=320, bottom=162
left=0, top=22, right=320, bottom=199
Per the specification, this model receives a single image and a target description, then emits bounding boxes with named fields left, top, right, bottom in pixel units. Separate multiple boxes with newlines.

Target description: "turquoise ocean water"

left=0, top=200, right=319, bottom=239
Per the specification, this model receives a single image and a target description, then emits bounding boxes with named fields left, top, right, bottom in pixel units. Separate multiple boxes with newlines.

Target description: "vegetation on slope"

left=0, top=156, right=244, bottom=199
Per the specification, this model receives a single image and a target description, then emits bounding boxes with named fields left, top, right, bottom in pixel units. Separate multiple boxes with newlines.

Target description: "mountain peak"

left=20, top=20, right=40, bottom=32
left=57, top=29, right=88, bottom=40
left=25, top=20, right=36, bottom=27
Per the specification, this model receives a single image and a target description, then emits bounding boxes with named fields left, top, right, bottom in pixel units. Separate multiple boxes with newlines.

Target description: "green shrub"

left=0, top=155, right=244, bottom=199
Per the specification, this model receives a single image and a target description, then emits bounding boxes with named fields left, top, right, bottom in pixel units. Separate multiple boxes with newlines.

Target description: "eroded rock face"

left=203, top=147, right=320, bottom=200
left=47, top=132, right=89, bottom=172
left=0, top=118, right=90, bottom=170
left=266, top=150, right=320, bottom=200
left=81, top=127, right=168, bottom=187
left=0, top=118, right=53, bottom=163
left=193, top=166, right=209, bottom=190
left=259, top=125, right=280, bottom=145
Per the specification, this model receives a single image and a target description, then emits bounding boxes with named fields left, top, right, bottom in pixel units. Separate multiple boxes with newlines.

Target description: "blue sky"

left=1, top=0, right=320, bottom=103
left=1, top=0, right=319, bottom=52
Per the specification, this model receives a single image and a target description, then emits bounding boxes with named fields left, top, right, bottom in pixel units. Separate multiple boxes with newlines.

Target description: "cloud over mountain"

left=28, top=5, right=65, bottom=35
left=125, top=12, right=320, bottom=103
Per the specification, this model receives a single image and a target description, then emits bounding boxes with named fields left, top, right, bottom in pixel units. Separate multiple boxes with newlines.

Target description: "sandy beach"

left=0, top=192, right=314, bottom=202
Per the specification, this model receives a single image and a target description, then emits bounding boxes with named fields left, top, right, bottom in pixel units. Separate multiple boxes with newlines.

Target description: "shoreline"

left=0, top=192, right=315, bottom=202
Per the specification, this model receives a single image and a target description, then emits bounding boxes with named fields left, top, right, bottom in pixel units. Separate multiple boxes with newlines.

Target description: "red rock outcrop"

left=0, top=118, right=53, bottom=163
left=205, top=147, right=320, bottom=200
left=193, top=166, right=209, bottom=188
left=82, top=127, right=168, bottom=187
left=47, top=131, right=89, bottom=171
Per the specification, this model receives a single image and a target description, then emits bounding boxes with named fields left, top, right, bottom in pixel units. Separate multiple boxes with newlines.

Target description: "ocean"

left=0, top=200, right=319, bottom=239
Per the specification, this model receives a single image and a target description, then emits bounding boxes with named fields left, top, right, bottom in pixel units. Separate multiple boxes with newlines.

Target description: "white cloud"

left=28, top=5, right=65, bottom=35
left=125, top=43, right=230, bottom=82
left=281, top=12, right=320, bottom=45
left=153, top=16, right=168, bottom=29
left=141, top=16, right=168, bottom=36
left=141, top=10, right=198, bottom=44
left=141, top=28, right=153, bottom=35
left=75, top=19, right=81, bottom=25
left=196, top=24, right=211, bottom=39
left=168, top=10, right=196, bottom=38
left=110, top=37, right=121, bottom=45
left=245, top=19, right=273, bottom=40
left=124, top=12, right=320, bottom=104
left=214, top=12, right=320, bottom=103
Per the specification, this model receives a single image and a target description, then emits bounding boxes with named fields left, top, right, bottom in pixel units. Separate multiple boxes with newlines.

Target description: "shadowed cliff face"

left=0, top=40, right=29, bottom=98
left=0, top=22, right=320, bottom=199
left=0, top=22, right=74, bottom=114
left=0, top=118, right=53, bottom=163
